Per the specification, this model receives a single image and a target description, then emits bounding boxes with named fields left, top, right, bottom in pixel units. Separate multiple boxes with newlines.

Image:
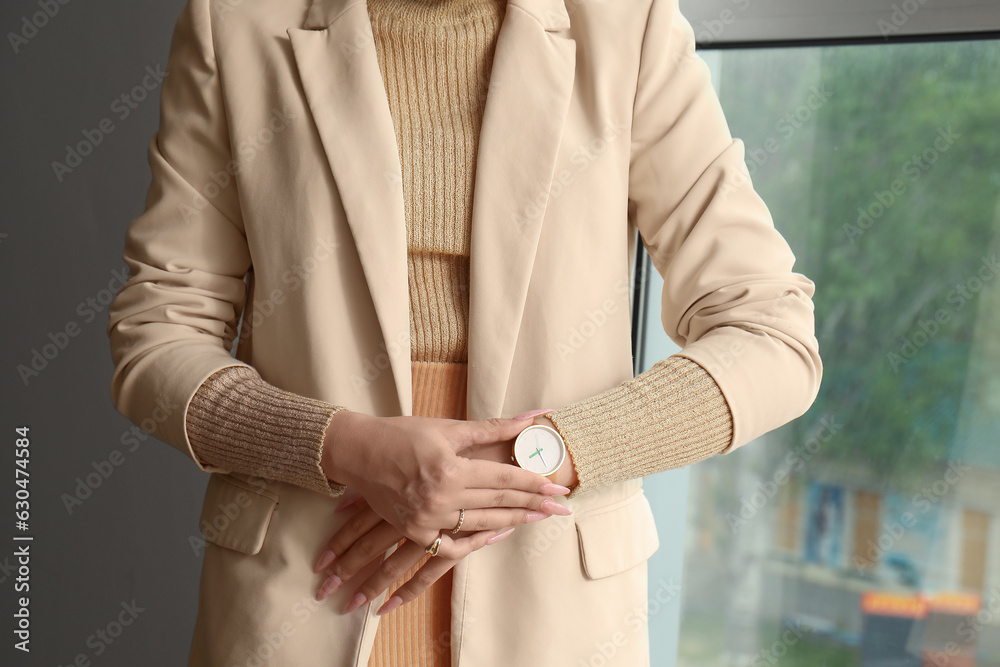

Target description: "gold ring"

left=450, top=509, right=466, bottom=534
left=425, top=534, right=443, bottom=557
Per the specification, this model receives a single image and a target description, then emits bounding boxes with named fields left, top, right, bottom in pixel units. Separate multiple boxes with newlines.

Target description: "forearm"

left=185, top=365, right=351, bottom=499
left=546, top=355, right=733, bottom=499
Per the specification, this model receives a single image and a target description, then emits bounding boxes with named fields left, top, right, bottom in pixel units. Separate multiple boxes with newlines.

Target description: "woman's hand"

left=313, top=412, right=575, bottom=613
left=320, top=412, right=569, bottom=554
left=312, top=496, right=567, bottom=613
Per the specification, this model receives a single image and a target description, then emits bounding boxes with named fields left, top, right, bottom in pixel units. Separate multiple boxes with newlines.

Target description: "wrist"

left=533, top=415, right=578, bottom=490
left=322, top=410, right=374, bottom=488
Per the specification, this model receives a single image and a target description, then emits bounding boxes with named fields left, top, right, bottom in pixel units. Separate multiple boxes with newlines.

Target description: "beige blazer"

left=107, top=0, right=822, bottom=663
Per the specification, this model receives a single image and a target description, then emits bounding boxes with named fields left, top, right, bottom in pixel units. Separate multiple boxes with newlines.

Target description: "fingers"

left=324, top=522, right=522, bottom=614
left=315, top=521, right=403, bottom=602
left=374, top=555, right=457, bottom=616
left=447, top=507, right=550, bottom=532
left=462, top=458, right=571, bottom=495
left=316, top=493, right=568, bottom=584
left=459, top=488, right=572, bottom=514
left=347, top=529, right=509, bottom=615
left=447, top=416, right=536, bottom=452
left=376, top=528, right=517, bottom=615
left=345, top=539, right=450, bottom=614
left=314, top=505, right=384, bottom=573
left=444, top=498, right=573, bottom=534
left=427, top=526, right=508, bottom=560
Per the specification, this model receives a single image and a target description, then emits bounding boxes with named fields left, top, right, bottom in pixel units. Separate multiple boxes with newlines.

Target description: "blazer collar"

left=287, top=0, right=576, bottom=420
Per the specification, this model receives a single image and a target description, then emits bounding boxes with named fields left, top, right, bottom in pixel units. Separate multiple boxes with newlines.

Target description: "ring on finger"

left=450, top=509, right=466, bottom=534
left=425, top=533, right=443, bottom=557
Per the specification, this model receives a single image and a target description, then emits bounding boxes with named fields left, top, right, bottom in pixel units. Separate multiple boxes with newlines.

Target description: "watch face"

left=513, top=425, right=566, bottom=476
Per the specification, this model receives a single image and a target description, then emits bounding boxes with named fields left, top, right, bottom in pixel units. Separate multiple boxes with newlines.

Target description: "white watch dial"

left=513, top=424, right=566, bottom=476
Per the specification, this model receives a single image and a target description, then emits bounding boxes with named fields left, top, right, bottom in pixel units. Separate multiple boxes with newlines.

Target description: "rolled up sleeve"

left=627, top=0, right=823, bottom=452
left=106, top=0, right=254, bottom=472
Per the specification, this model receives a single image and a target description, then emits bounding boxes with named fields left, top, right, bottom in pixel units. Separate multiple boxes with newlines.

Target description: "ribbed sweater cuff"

left=185, top=365, right=350, bottom=499
left=547, top=356, right=734, bottom=499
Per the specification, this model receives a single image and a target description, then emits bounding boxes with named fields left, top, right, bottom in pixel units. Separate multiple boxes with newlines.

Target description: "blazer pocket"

left=575, top=489, right=660, bottom=580
left=198, top=473, right=279, bottom=556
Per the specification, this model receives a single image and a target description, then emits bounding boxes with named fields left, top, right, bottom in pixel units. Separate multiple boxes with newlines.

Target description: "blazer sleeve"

left=625, top=0, right=823, bottom=453
left=106, top=0, right=264, bottom=474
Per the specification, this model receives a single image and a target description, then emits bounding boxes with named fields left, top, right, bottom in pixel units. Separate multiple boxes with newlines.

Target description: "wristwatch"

left=511, top=423, right=566, bottom=479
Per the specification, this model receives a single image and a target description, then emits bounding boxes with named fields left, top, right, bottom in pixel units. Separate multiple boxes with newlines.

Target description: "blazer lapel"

left=288, top=0, right=413, bottom=416
left=287, top=0, right=577, bottom=422
left=465, top=0, right=576, bottom=420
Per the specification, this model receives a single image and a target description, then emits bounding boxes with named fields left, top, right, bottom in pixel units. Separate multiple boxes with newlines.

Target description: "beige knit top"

left=185, top=0, right=734, bottom=501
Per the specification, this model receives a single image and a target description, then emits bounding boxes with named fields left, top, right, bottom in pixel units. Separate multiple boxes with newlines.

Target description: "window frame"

left=677, top=0, right=1000, bottom=46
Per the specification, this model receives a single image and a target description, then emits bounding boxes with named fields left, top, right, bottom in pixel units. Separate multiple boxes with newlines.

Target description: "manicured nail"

left=524, top=512, right=548, bottom=523
left=316, top=574, right=342, bottom=602
left=541, top=498, right=572, bottom=516
left=487, top=527, right=516, bottom=544
left=540, top=483, right=572, bottom=496
left=343, top=591, right=367, bottom=613
left=377, top=595, right=403, bottom=616
left=314, top=549, right=336, bottom=572
left=513, top=408, right=556, bottom=420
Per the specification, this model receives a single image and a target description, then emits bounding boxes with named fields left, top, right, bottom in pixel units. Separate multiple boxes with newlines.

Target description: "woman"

left=106, top=0, right=822, bottom=664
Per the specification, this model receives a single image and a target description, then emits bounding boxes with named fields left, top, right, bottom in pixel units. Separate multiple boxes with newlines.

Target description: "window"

left=637, top=14, right=1000, bottom=665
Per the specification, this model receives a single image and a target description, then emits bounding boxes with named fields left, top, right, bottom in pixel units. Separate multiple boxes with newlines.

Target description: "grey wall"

left=2, top=1, right=209, bottom=664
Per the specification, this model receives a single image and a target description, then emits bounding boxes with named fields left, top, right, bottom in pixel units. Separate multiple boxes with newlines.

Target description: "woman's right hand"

left=320, top=411, right=569, bottom=552
left=312, top=497, right=553, bottom=611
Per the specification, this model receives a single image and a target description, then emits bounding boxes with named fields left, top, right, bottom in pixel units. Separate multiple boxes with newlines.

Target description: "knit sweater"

left=184, top=0, right=734, bottom=502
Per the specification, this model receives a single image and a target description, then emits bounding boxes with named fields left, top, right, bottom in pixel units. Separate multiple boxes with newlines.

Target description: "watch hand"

left=533, top=447, right=547, bottom=468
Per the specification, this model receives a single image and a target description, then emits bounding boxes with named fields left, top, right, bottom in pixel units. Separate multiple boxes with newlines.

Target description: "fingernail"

left=314, top=549, right=336, bottom=572
left=377, top=595, right=403, bottom=616
left=343, top=591, right=367, bottom=613
left=487, top=527, right=516, bottom=544
left=540, top=483, right=572, bottom=496
left=513, top=408, right=556, bottom=420
left=524, top=512, right=549, bottom=523
left=541, top=498, right=572, bottom=516
left=316, top=573, right=342, bottom=602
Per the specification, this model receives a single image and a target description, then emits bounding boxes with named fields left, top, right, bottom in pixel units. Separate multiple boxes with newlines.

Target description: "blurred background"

left=639, top=3, right=1000, bottom=665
